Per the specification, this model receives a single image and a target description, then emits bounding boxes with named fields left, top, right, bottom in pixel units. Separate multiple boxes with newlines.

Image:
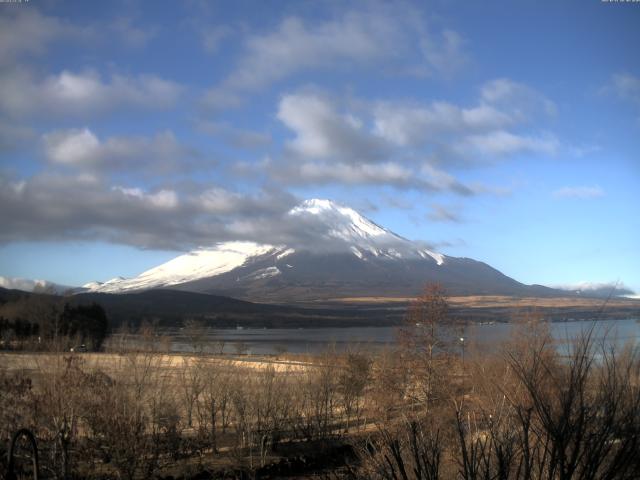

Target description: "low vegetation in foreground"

left=1, top=286, right=639, bottom=479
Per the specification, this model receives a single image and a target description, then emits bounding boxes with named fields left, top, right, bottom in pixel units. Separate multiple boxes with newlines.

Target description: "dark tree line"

left=58, top=303, right=109, bottom=350
left=0, top=294, right=109, bottom=351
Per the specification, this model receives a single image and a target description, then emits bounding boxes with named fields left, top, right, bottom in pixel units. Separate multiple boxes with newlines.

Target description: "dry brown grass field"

left=2, top=314, right=640, bottom=479
left=1, top=288, right=639, bottom=479
left=331, top=294, right=640, bottom=308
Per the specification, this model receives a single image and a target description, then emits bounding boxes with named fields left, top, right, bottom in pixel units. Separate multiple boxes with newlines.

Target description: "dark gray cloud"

left=0, top=173, right=300, bottom=250
left=0, top=68, right=183, bottom=119
left=0, top=8, right=160, bottom=65
left=0, top=170, right=456, bottom=253
left=0, top=8, right=89, bottom=66
left=41, top=128, right=204, bottom=175
left=0, top=121, right=35, bottom=153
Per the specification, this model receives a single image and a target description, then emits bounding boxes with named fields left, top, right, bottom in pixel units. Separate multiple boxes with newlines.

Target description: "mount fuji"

left=84, top=199, right=556, bottom=302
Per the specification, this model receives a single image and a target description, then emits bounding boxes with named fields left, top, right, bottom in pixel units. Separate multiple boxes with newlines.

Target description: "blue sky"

left=0, top=0, right=638, bottom=294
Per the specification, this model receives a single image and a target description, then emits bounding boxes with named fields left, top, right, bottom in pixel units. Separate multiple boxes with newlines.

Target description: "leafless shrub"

left=0, top=370, right=36, bottom=474
left=195, top=359, right=232, bottom=453
left=369, top=347, right=409, bottom=423
left=350, top=416, right=443, bottom=480
left=450, top=325, right=640, bottom=480
left=178, top=357, right=204, bottom=428
left=80, top=352, right=177, bottom=479
left=337, top=352, right=371, bottom=432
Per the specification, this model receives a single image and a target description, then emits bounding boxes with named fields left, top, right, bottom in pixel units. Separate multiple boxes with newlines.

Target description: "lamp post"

left=459, top=336, right=465, bottom=368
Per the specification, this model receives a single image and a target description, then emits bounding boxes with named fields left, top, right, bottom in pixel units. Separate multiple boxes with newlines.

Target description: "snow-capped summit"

left=83, top=198, right=530, bottom=300
left=288, top=199, right=443, bottom=263
left=290, top=198, right=393, bottom=240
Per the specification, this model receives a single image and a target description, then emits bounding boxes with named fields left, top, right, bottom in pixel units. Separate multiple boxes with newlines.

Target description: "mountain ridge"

left=78, top=198, right=571, bottom=302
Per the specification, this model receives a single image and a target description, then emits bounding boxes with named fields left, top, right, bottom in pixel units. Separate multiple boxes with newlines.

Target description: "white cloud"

left=480, top=78, right=557, bottom=118
left=197, top=188, right=244, bottom=213
left=0, top=9, right=159, bottom=66
left=44, top=128, right=101, bottom=165
left=421, top=164, right=477, bottom=195
left=297, top=161, right=412, bottom=185
left=111, top=17, right=157, bottom=48
left=277, top=92, right=387, bottom=162
left=201, top=25, right=233, bottom=53
left=370, top=78, right=556, bottom=155
left=114, top=186, right=179, bottom=209
left=0, top=276, right=72, bottom=293
left=269, top=158, right=489, bottom=195
left=0, top=9, right=87, bottom=66
left=224, top=13, right=401, bottom=91
left=0, top=172, right=298, bottom=249
left=420, top=29, right=467, bottom=76
left=0, top=69, right=183, bottom=117
left=552, top=185, right=605, bottom=199
left=373, top=101, right=512, bottom=146
left=203, top=5, right=468, bottom=109
left=553, top=281, right=634, bottom=297
left=42, top=128, right=196, bottom=172
left=427, top=204, right=463, bottom=223
left=459, top=130, right=559, bottom=157
left=604, top=73, right=640, bottom=109
left=269, top=83, right=552, bottom=192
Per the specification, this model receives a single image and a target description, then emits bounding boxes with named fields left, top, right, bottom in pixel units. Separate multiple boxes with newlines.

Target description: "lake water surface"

left=148, top=318, right=640, bottom=355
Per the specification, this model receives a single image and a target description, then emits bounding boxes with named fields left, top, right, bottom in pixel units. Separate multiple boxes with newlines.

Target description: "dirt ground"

left=0, top=351, right=314, bottom=376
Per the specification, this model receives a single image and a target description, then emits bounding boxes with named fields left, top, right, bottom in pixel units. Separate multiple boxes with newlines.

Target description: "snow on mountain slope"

left=85, top=199, right=447, bottom=294
left=88, top=242, right=285, bottom=293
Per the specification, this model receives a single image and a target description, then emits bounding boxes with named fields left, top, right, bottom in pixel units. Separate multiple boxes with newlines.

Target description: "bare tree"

left=183, top=318, right=206, bottom=354
left=178, top=356, right=204, bottom=428
left=399, top=283, right=451, bottom=406
left=82, top=351, right=173, bottom=480
left=338, top=352, right=371, bottom=432
left=195, top=358, right=233, bottom=453
left=370, top=346, right=408, bottom=423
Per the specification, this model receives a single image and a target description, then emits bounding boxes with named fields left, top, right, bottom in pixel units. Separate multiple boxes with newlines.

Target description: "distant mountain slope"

left=0, top=287, right=405, bottom=328
left=83, top=199, right=569, bottom=302
left=72, top=289, right=401, bottom=327
left=3, top=287, right=638, bottom=329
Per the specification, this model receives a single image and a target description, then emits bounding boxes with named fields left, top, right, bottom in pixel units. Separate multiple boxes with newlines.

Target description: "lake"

left=109, top=318, right=640, bottom=356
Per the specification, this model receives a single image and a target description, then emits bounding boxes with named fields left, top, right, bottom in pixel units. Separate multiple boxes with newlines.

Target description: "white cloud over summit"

left=267, top=79, right=560, bottom=193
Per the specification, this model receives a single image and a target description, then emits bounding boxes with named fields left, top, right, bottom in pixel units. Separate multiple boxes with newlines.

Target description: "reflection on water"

left=107, top=318, right=640, bottom=356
